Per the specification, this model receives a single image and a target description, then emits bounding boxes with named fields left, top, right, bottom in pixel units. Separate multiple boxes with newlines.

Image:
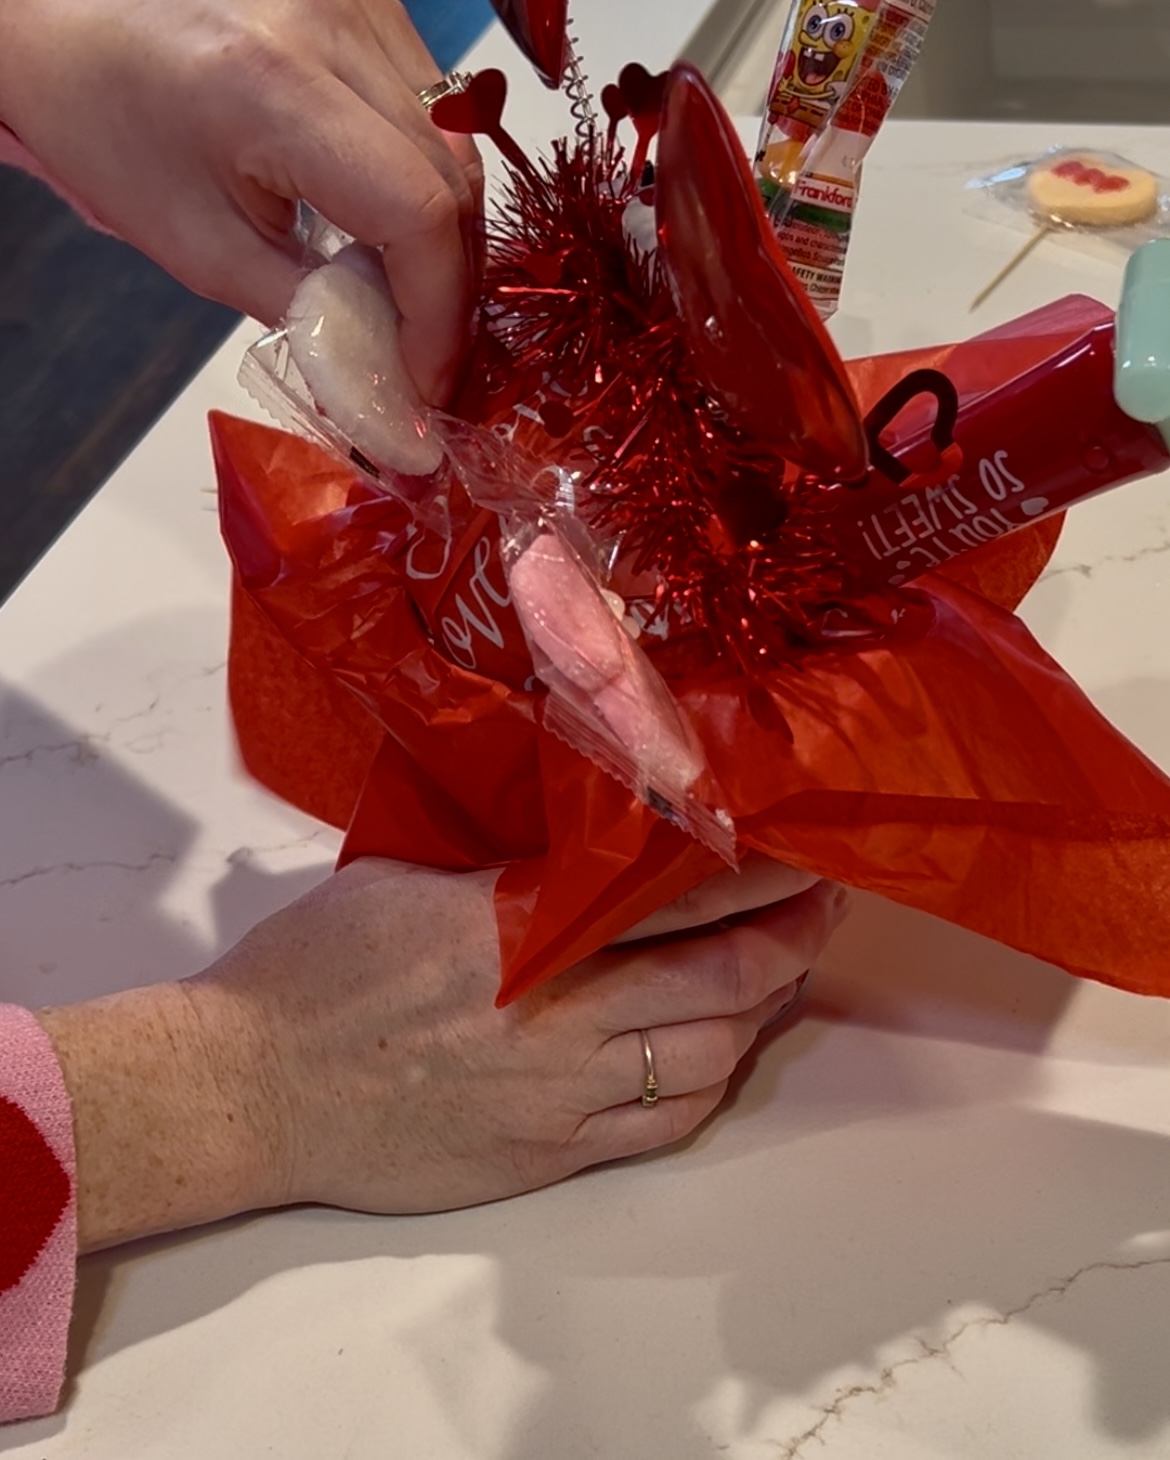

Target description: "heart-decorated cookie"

left=1028, top=154, right=1159, bottom=228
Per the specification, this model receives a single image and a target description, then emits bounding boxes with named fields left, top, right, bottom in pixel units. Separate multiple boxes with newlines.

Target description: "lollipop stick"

left=971, top=224, right=1055, bottom=312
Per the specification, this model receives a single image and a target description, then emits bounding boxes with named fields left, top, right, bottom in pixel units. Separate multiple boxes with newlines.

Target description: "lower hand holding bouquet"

left=194, top=856, right=840, bottom=1217
left=42, top=855, right=834, bottom=1251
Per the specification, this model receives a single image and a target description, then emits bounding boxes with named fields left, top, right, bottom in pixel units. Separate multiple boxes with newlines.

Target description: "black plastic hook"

left=863, top=369, right=961, bottom=486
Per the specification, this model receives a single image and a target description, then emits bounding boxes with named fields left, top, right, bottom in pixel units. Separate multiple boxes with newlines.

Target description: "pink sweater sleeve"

left=0, top=1004, right=78, bottom=1425
left=0, top=121, right=109, bottom=231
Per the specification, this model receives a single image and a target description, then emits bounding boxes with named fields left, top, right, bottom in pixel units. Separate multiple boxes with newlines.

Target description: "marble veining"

left=1043, top=533, right=1170, bottom=582
left=777, top=1254, right=1170, bottom=1458
left=0, top=851, right=178, bottom=892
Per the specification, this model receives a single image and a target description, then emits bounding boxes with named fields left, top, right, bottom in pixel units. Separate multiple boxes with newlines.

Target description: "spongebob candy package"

left=755, top=0, right=937, bottom=318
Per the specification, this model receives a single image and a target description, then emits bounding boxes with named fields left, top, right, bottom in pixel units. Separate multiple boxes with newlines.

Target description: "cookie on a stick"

left=972, top=152, right=1159, bottom=311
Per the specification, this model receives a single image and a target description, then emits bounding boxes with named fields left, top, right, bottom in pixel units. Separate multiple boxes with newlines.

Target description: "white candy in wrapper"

left=286, top=245, right=444, bottom=479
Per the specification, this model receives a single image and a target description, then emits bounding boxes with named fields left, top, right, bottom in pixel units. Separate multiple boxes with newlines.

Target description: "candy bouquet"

left=213, top=0, right=1170, bottom=1003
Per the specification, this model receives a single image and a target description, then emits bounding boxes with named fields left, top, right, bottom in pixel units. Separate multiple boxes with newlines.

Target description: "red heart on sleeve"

left=0, top=1095, right=72, bottom=1293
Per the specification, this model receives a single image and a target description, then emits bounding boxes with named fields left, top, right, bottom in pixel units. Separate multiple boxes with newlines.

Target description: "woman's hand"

left=0, top=0, right=482, bottom=402
left=39, top=858, right=847, bottom=1250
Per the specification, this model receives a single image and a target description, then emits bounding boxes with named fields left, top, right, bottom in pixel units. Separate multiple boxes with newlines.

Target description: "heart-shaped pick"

left=618, top=63, right=669, bottom=183
left=618, top=63, right=668, bottom=126
left=488, top=0, right=569, bottom=89
left=430, top=70, right=536, bottom=181
left=601, top=84, right=629, bottom=125
left=539, top=399, right=576, bottom=437
left=601, top=84, right=629, bottom=155
left=430, top=68, right=508, bottom=137
left=655, top=64, right=869, bottom=484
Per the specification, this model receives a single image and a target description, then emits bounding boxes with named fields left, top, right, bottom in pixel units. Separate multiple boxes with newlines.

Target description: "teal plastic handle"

left=1116, top=238, right=1170, bottom=447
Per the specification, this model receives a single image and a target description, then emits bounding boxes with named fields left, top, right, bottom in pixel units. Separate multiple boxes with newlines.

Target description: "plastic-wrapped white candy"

left=285, top=245, right=444, bottom=479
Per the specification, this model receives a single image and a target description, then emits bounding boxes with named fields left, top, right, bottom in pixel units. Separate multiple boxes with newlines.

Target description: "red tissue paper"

left=213, top=64, right=1170, bottom=1004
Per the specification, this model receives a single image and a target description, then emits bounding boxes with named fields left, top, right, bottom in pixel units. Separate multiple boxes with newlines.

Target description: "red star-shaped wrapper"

left=213, top=289, right=1170, bottom=1005
left=214, top=59, right=1170, bottom=1006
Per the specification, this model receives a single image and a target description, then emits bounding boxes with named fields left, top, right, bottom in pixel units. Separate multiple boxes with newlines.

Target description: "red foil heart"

left=488, top=0, right=569, bottom=89
left=655, top=63, right=869, bottom=484
left=430, top=68, right=508, bottom=137
left=0, top=1095, right=71, bottom=1294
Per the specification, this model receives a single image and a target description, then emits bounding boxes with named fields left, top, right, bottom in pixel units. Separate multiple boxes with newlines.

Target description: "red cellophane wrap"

left=216, top=288, right=1170, bottom=1005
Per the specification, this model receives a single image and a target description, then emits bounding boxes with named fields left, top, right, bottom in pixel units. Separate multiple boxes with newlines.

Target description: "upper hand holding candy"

left=0, top=0, right=483, bottom=403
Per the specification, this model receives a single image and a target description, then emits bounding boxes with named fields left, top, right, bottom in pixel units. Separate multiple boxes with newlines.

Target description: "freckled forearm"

left=37, top=980, right=286, bottom=1252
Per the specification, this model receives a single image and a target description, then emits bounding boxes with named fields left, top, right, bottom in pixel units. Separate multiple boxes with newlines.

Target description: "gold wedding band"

left=640, top=1029, right=660, bottom=1108
left=417, top=71, right=474, bottom=112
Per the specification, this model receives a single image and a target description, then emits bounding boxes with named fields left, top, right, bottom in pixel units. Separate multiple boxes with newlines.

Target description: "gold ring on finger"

left=640, top=1029, right=660, bottom=1108
left=417, top=71, right=475, bottom=112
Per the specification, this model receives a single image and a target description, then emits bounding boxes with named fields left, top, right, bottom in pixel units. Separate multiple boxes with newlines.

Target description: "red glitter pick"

left=488, top=0, right=569, bottom=89
left=655, top=63, right=869, bottom=484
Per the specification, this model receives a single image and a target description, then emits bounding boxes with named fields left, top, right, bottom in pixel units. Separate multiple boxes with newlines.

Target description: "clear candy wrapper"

left=239, top=242, right=453, bottom=530
left=503, top=517, right=736, bottom=864
left=967, top=147, right=1170, bottom=255
left=755, top=0, right=938, bottom=319
left=240, top=149, right=741, bottom=860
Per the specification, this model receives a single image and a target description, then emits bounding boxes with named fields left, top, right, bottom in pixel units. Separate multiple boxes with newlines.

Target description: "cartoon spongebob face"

left=762, top=0, right=879, bottom=185
left=790, top=0, right=875, bottom=101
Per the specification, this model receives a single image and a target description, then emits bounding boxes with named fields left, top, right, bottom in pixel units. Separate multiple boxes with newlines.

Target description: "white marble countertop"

left=2, top=19, right=1169, bottom=1457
